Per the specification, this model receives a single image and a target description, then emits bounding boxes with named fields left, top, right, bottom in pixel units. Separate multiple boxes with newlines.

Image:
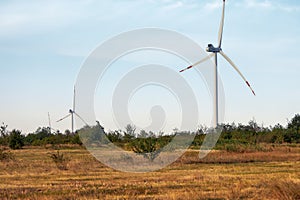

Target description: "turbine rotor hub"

left=206, top=44, right=222, bottom=53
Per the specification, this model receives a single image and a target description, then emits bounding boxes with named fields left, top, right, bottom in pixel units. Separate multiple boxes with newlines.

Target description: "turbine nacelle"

left=206, top=44, right=222, bottom=53
left=57, top=87, right=89, bottom=134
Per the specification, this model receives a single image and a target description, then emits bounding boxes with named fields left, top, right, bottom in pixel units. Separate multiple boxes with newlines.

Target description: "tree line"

left=1, top=114, right=299, bottom=150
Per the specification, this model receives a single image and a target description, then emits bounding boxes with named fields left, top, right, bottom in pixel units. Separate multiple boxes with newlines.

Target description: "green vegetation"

left=0, top=114, right=299, bottom=153
left=131, top=137, right=164, bottom=161
left=8, top=129, right=24, bottom=149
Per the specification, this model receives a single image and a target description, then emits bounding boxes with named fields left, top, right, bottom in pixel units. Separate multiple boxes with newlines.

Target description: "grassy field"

left=0, top=144, right=299, bottom=200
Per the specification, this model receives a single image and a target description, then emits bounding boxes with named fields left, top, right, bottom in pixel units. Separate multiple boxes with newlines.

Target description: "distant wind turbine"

left=47, top=112, right=59, bottom=133
left=179, top=0, right=255, bottom=127
left=56, top=86, right=88, bottom=134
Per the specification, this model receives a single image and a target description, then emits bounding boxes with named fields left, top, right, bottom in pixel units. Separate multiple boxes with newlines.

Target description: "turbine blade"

left=48, top=112, right=51, bottom=129
left=74, top=112, right=89, bottom=126
left=179, top=53, right=214, bottom=72
left=50, top=127, right=57, bottom=131
left=218, top=0, right=226, bottom=48
left=220, top=51, right=256, bottom=96
left=56, top=113, right=71, bottom=122
left=73, top=86, right=76, bottom=112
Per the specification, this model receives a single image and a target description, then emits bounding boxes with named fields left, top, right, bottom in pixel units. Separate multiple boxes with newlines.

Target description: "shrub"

left=130, top=137, right=161, bottom=161
left=71, top=133, right=82, bottom=145
left=0, top=123, right=9, bottom=146
left=49, top=150, right=69, bottom=170
left=9, top=129, right=24, bottom=150
left=0, top=148, right=14, bottom=162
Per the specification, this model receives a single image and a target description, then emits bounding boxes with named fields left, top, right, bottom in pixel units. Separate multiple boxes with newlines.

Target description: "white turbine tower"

left=48, top=112, right=52, bottom=132
left=57, top=86, right=88, bottom=134
left=179, top=0, right=255, bottom=127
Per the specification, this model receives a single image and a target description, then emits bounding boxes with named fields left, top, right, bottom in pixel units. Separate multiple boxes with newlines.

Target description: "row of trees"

left=1, top=114, right=300, bottom=150
left=0, top=125, right=81, bottom=149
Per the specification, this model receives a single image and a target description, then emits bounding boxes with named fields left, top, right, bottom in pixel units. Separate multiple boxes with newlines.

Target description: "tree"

left=9, top=129, right=24, bottom=149
left=64, top=129, right=71, bottom=136
left=71, top=133, right=83, bottom=145
left=284, top=114, right=300, bottom=143
left=78, top=124, right=108, bottom=145
left=288, top=114, right=300, bottom=134
left=24, top=127, right=53, bottom=146
left=271, top=124, right=285, bottom=144
left=138, top=130, right=148, bottom=138
left=0, top=123, right=9, bottom=145
left=0, top=123, right=8, bottom=137
left=248, top=119, right=259, bottom=132
left=123, top=124, right=136, bottom=142
left=130, top=137, right=161, bottom=161
left=125, top=124, right=136, bottom=136
left=106, top=130, right=122, bottom=143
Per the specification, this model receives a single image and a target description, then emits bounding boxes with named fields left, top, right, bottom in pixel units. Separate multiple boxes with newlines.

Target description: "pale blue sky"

left=0, top=0, right=300, bottom=133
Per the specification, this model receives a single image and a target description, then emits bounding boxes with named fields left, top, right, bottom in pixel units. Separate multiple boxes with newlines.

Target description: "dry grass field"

left=0, top=144, right=300, bottom=200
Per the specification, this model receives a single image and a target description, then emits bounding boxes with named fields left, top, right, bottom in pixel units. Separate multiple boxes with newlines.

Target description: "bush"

left=71, top=133, right=82, bottom=145
left=130, top=137, right=161, bottom=161
left=49, top=150, right=69, bottom=170
left=9, top=129, right=24, bottom=150
left=0, top=148, right=14, bottom=162
left=0, top=123, right=9, bottom=146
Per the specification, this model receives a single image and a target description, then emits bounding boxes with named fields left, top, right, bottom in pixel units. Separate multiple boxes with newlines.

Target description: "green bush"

left=9, top=129, right=24, bottom=150
left=130, top=137, right=161, bottom=161
left=0, top=123, right=9, bottom=146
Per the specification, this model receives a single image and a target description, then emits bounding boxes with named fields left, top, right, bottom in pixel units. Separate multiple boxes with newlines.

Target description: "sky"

left=0, top=0, right=300, bottom=134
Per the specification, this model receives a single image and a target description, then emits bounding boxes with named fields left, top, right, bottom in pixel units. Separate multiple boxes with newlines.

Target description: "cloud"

left=275, top=3, right=300, bottom=12
left=236, top=0, right=300, bottom=12
left=244, top=0, right=272, bottom=9
left=163, top=1, right=184, bottom=11
left=204, top=0, right=222, bottom=11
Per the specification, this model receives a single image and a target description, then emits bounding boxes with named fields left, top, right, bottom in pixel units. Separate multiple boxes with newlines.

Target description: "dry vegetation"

left=0, top=144, right=299, bottom=200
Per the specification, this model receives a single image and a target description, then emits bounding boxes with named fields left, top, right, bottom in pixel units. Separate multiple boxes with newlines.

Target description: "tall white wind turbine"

left=57, top=86, right=88, bottom=134
left=179, top=0, right=255, bottom=127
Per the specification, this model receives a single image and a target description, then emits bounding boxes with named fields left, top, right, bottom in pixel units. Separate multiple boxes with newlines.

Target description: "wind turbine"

left=48, top=112, right=59, bottom=134
left=179, top=0, right=255, bottom=127
left=56, top=86, right=88, bottom=134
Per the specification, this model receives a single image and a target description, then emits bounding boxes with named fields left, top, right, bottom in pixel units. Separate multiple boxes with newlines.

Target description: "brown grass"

left=0, top=144, right=299, bottom=199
